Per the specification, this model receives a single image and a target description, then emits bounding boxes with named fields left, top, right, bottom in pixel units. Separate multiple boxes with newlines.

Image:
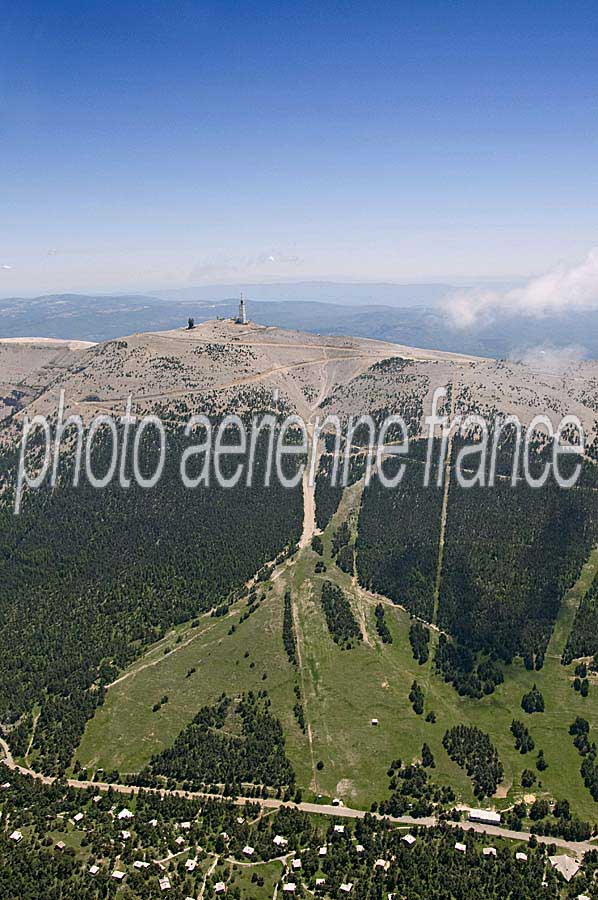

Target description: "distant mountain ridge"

left=2, top=288, right=598, bottom=358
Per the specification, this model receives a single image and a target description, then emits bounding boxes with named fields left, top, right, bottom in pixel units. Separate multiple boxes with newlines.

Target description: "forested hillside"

left=0, top=422, right=302, bottom=774
left=439, top=472, right=598, bottom=661
left=564, top=573, right=598, bottom=665
left=356, top=449, right=598, bottom=662
left=356, top=459, right=443, bottom=620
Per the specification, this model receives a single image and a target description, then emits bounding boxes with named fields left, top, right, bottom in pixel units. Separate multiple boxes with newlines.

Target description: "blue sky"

left=1, top=0, right=597, bottom=295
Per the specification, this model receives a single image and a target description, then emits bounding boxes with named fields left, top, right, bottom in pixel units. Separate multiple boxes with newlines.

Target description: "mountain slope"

left=2, top=320, right=598, bottom=823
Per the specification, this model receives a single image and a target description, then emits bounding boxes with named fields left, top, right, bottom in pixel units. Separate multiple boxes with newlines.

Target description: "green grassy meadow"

left=77, top=489, right=598, bottom=823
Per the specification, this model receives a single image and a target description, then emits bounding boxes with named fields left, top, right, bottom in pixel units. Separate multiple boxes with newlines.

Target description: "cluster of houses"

left=3, top=789, right=592, bottom=897
left=273, top=827, right=420, bottom=895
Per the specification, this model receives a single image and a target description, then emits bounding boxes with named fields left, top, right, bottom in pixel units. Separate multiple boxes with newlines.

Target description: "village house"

left=549, top=855, right=581, bottom=882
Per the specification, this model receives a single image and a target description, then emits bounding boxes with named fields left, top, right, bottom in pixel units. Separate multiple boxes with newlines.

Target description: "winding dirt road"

left=0, top=738, right=593, bottom=857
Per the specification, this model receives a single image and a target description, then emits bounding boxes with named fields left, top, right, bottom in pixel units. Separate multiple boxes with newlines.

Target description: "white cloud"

left=1, top=264, right=12, bottom=270
left=509, top=343, right=586, bottom=375
left=448, top=247, right=598, bottom=327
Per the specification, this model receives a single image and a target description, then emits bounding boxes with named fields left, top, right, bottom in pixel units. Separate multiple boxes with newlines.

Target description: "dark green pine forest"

left=0, top=420, right=303, bottom=774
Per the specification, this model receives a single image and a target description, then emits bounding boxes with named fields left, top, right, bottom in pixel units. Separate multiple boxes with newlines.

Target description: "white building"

left=134, top=861, right=150, bottom=869
left=118, top=808, right=134, bottom=820
left=334, top=824, right=345, bottom=834
left=89, top=864, right=100, bottom=876
left=214, top=882, right=226, bottom=894
left=292, top=858, right=301, bottom=870
left=516, top=852, right=528, bottom=863
left=282, top=884, right=296, bottom=894
left=402, top=834, right=416, bottom=847
left=483, top=847, right=497, bottom=857
left=159, top=876, right=171, bottom=891
left=468, top=808, right=501, bottom=826
left=273, top=835, right=288, bottom=847
left=319, top=845, right=327, bottom=856
left=112, top=870, right=126, bottom=881
left=73, top=812, right=84, bottom=823
left=455, top=842, right=467, bottom=853
left=340, top=884, right=353, bottom=894
left=243, top=845, right=255, bottom=857
left=9, top=831, right=22, bottom=843
left=236, top=294, right=248, bottom=325
left=185, top=859, right=197, bottom=872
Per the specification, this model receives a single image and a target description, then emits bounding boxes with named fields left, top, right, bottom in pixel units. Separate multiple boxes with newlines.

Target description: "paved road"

left=1, top=738, right=594, bottom=857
